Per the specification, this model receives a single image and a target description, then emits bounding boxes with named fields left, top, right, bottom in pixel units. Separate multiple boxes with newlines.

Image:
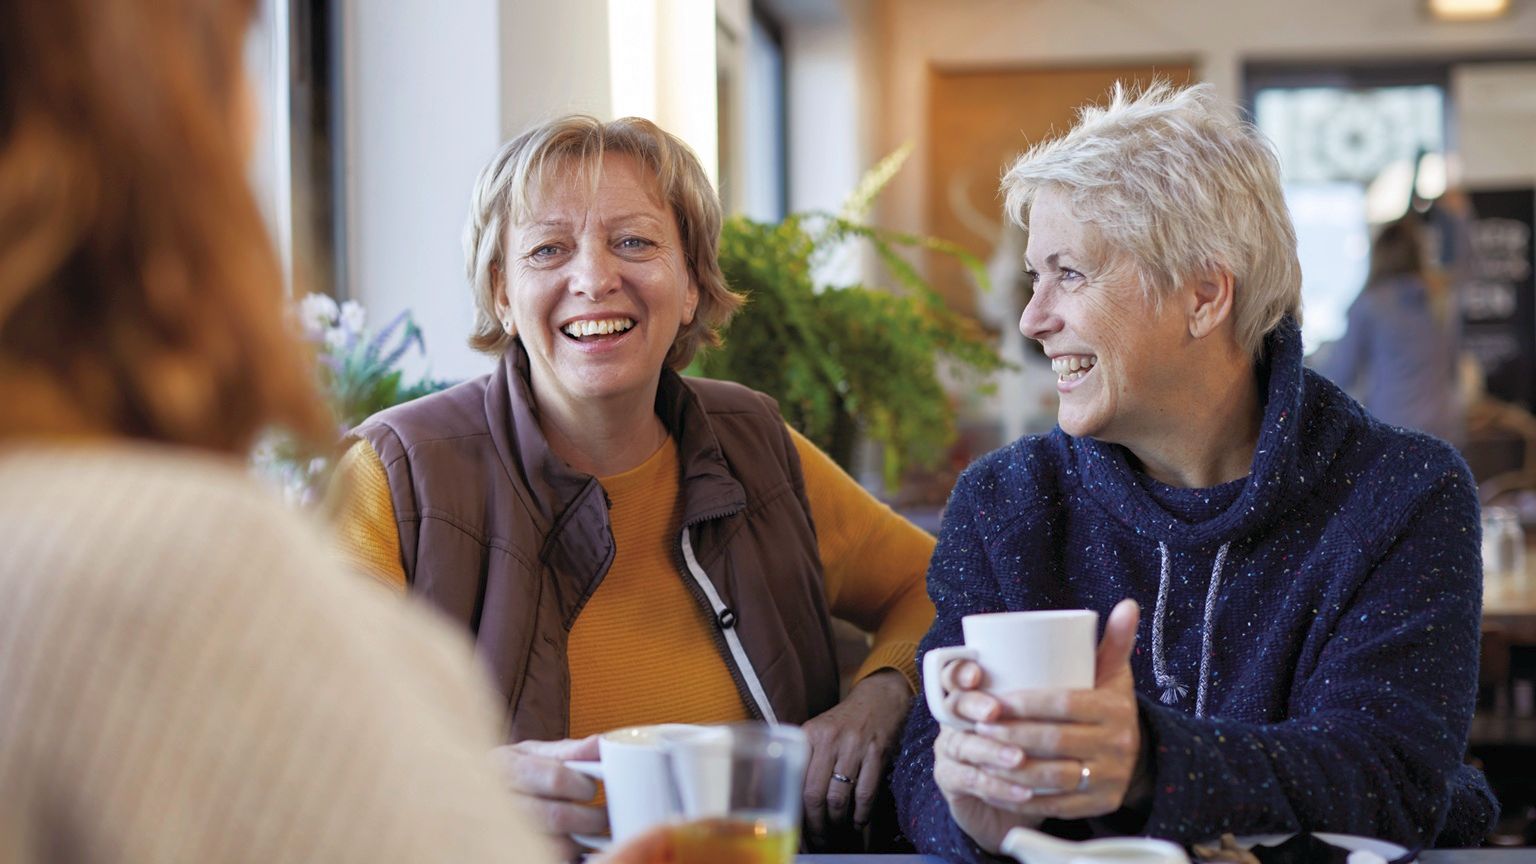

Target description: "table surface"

left=1486, top=576, right=1536, bottom=612
left=796, top=850, right=1536, bottom=862
left=1484, top=568, right=1536, bottom=644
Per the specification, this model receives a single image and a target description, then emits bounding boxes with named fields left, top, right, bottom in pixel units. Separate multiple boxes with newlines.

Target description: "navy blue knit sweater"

left=892, top=319, right=1497, bottom=859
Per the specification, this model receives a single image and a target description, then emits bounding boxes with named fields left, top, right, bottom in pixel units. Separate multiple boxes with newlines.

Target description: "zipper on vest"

left=677, top=526, right=779, bottom=724
left=685, top=503, right=745, bottom=525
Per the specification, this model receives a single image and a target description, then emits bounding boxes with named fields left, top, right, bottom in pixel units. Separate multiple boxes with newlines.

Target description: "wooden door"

left=926, top=63, right=1194, bottom=317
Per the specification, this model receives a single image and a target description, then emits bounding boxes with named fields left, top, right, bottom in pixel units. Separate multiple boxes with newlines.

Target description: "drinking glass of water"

left=1482, top=505, right=1526, bottom=589
left=661, top=723, right=807, bottom=864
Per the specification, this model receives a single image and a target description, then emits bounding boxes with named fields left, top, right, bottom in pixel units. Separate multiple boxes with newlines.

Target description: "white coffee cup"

left=661, top=722, right=806, bottom=836
left=567, top=723, right=702, bottom=848
left=922, top=609, right=1098, bottom=730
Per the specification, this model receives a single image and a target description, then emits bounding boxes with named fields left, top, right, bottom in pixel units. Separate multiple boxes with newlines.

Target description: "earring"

left=502, top=320, right=513, bottom=334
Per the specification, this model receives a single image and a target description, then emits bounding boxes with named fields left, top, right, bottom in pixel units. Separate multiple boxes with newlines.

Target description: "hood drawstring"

left=1152, top=540, right=1231, bottom=719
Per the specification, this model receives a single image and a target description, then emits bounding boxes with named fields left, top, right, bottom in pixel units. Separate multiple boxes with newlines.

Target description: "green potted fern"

left=692, top=147, right=1006, bottom=489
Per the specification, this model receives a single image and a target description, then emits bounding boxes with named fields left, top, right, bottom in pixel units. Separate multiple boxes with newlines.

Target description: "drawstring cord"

left=1152, top=540, right=1231, bottom=718
left=1151, top=542, right=1186, bottom=705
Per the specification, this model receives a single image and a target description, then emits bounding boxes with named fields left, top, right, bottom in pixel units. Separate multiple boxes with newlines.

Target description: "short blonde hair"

left=463, top=115, right=743, bottom=369
left=1002, top=82, right=1302, bottom=360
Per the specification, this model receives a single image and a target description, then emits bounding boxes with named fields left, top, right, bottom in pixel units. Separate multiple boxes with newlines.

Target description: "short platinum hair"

left=463, top=115, right=743, bottom=368
left=1002, top=82, right=1301, bottom=359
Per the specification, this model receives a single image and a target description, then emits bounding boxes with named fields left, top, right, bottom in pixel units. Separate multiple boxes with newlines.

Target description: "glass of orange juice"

left=661, top=723, right=807, bottom=864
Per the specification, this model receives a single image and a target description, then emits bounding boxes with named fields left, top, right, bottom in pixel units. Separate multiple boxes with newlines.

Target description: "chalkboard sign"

left=1462, top=188, right=1536, bottom=407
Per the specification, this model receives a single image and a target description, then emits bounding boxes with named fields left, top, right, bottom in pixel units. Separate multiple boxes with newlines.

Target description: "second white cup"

left=567, top=723, right=702, bottom=847
left=922, top=609, right=1098, bottom=730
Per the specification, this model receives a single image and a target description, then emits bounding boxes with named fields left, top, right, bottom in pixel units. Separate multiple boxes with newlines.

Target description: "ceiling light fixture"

left=1427, top=0, right=1511, bottom=21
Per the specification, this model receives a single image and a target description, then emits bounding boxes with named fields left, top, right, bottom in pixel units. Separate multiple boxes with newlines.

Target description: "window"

left=1248, top=69, right=1449, bottom=351
left=245, top=0, right=344, bottom=298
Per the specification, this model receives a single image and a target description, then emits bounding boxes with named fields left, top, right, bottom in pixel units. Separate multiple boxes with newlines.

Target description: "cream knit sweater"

left=0, top=443, right=553, bottom=863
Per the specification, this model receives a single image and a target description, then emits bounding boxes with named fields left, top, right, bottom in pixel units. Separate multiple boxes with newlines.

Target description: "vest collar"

left=486, top=343, right=747, bottom=576
left=654, top=366, right=749, bottom=526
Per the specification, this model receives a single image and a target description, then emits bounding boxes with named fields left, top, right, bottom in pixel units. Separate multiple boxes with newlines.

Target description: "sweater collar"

left=1072, top=317, right=1348, bottom=549
left=487, top=341, right=746, bottom=535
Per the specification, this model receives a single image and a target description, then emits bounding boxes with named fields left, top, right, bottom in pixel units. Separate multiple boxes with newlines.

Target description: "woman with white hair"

left=893, top=82, right=1495, bottom=858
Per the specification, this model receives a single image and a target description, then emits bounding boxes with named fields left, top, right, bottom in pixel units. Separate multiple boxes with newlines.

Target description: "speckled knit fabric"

left=893, top=319, right=1497, bottom=860
left=0, top=443, right=555, bottom=864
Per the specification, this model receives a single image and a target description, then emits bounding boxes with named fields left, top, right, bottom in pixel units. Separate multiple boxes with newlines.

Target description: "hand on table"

left=493, top=735, right=606, bottom=861
left=800, top=667, right=913, bottom=846
left=932, top=599, right=1143, bottom=853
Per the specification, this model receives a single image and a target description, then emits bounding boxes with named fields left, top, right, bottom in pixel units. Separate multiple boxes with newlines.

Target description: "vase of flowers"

left=253, top=293, right=450, bottom=506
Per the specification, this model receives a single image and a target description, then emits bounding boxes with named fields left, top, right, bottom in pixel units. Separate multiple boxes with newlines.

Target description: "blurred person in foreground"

left=0, top=1, right=661, bottom=861
left=1315, top=215, right=1465, bottom=446
left=329, top=115, right=935, bottom=855
left=893, top=82, right=1495, bottom=860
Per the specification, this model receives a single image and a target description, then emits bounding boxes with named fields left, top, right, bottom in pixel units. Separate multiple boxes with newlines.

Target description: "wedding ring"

left=1076, top=762, right=1092, bottom=793
left=831, top=772, right=853, bottom=784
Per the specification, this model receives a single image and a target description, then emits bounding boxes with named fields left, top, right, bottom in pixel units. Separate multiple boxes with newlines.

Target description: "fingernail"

left=1010, top=784, right=1033, bottom=801
left=976, top=722, right=1002, bottom=737
left=998, top=747, right=1024, bottom=767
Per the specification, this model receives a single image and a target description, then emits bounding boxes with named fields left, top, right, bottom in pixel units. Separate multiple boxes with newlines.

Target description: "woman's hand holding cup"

left=929, top=599, right=1144, bottom=852
left=493, top=736, right=607, bottom=860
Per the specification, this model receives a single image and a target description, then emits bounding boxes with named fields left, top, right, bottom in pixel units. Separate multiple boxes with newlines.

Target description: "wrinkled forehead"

left=1022, top=187, right=1111, bottom=265
left=509, top=149, right=669, bottom=226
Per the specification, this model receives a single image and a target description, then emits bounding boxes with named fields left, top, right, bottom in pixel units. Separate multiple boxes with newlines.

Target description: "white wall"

left=1455, top=63, right=1536, bottom=189
left=868, top=0, right=1536, bottom=239
left=784, top=19, right=861, bottom=214
left=499, top=0, right=611, bottom=139
left=343, top=0, right=504, bottom=382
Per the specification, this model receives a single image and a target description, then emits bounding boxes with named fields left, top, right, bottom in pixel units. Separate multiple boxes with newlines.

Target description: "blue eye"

left=618, top=236, right=655, bottom=251
left=530, top=244, right=563, bottom=259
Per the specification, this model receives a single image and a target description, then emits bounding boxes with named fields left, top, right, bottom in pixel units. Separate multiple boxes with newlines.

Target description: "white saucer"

left=1233, top=833, right=1411, bottom=862
left=1003, top=826, right=1189, bottom=864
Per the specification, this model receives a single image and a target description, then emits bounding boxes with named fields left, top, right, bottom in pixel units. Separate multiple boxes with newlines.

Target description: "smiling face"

left=497, top=153, right=699, bottom=419
left=1020, top=187, right=1194, bottom=447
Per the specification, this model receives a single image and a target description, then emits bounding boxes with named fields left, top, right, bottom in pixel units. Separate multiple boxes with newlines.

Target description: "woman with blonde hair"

left=0, top=1, right=651, bottom=860
left=896, top=82, right=1494, bottom=859
left=333, top=115, right=936, bottom=855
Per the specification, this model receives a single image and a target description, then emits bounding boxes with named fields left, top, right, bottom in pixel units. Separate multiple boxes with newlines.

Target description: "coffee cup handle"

left=564, top=761, right=609, bottom=850
left=923, top=645, right=980, bottom=731
left=567, top=760, right=604, bottom=780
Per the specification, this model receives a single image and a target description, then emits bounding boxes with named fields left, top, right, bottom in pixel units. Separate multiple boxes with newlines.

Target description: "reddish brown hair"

left=0, top=0, right=330, bottom=452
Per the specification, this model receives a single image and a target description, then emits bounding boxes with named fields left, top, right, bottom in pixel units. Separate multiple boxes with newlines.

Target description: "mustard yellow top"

left=331, top=424, right=935, bottom=737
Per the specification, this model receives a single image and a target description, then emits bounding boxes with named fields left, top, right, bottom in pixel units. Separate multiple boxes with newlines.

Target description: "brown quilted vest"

left=350, top=344, right=841, bottom=742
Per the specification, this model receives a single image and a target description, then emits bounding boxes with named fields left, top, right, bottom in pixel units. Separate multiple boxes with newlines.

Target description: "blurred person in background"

left=0, top=1, right=659, bottom=861
left=330, top=115, right=935, bottom=855
left=1315, top=214, right=1466, bottom=445
left=894, top=83, right=1494, bottom=860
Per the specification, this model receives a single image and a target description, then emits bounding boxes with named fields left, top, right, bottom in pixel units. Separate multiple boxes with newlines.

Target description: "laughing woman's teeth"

left=1051, top=355, right=1097, bottom=381
left=562, top=318, right=636, bottom=339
